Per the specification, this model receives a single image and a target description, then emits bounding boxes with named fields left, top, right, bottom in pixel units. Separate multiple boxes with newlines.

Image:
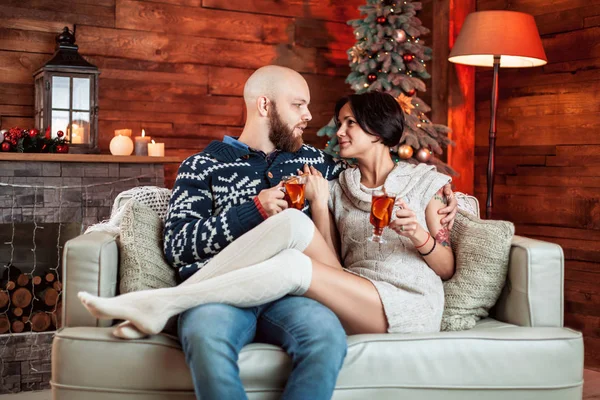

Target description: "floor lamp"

left=448, top=11, right=547, bottom=219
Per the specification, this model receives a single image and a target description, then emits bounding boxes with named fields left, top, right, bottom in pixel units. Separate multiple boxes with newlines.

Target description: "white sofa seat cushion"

left=52, top=320, right=582, bottom=396
left=338, top=320, right=582, bottom=391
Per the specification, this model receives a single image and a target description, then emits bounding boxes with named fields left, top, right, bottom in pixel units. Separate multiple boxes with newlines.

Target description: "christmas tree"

left=318, top=0, right=456, bottom=175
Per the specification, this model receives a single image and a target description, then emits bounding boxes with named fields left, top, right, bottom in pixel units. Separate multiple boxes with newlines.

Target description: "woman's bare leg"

left=81, top=250, right=385, bottom=336
left=304, top=261, right=387, bottom=334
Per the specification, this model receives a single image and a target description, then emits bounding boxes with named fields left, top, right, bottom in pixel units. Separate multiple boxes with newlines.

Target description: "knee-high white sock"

left=113, top=208, right=315, bottom=339
left=185, top=209, right=315, bottom=285
left=81, top=249, right=312, bottom=336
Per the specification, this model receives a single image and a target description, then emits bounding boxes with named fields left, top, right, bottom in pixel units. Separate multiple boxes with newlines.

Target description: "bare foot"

left=78, top=291, right=168, bottom=335
left=112, top=321, right=149, bottom=340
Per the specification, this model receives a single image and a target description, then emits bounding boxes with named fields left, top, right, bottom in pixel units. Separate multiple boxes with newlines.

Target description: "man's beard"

left=269, top=103, right=304, bottom=153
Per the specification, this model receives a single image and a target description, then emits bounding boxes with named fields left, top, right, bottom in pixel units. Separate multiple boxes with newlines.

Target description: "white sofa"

left=51, top=193, right=584, bottom=399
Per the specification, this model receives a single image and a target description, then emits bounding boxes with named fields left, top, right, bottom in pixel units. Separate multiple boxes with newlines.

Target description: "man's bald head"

left=238, top=65, right=312, bottom=153
left=243, top=65, right=309, bottom=107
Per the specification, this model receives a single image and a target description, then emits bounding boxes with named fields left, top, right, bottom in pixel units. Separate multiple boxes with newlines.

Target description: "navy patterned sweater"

left=164, top=139, right=344, bottom=281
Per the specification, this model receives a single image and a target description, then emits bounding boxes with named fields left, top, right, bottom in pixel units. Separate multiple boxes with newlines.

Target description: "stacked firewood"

left=0, top=266, right=62, bottom=334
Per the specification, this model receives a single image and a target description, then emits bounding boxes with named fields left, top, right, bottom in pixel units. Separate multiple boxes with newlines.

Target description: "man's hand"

left=438, top=183, right=457, bottom=230
left=256, top=182, right=288, bottom=217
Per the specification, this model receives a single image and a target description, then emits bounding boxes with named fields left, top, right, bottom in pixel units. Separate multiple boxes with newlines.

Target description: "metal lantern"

left=33, top=27, right=100, bottom=153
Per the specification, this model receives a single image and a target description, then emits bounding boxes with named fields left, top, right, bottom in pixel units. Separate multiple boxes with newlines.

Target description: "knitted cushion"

left=441, top=210, right=514, bottom=331
left=118, top=199, right=178, bottom=294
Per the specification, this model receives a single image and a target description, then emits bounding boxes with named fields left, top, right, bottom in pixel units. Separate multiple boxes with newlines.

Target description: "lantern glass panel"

left=52, top=76, right=70, bottom=110
left=71, top=112, right=90, bottom=144
left=73, top=77, right=90, bottom=111
left=51, top=110, right=69, bottom=138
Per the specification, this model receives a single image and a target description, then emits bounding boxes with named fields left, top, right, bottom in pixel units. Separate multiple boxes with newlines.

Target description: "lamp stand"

left=486, top=55, right=501, bottom=219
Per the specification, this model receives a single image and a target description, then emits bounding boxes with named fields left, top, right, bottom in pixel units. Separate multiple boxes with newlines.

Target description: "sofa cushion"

left=51, top=322, right=583, bottom=398
left=442, top=210, right=515, bottom=331
left=118, top=199, right=177, bottom=294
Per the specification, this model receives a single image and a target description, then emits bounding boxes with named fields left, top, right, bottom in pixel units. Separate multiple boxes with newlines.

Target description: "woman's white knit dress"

left=329, top=162, right=451, bottom=333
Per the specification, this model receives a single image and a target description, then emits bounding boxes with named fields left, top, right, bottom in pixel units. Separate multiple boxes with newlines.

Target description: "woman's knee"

left=277, top=208, right=315, bottom=249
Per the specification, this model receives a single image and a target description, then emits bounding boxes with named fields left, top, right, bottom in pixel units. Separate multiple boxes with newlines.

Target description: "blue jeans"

left=178, top=296, right=347, bottom=400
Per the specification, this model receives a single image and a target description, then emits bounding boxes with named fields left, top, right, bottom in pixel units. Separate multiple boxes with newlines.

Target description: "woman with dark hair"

left=307, top=91, right=454, bottom=333
left=77, top=91, right=454, bottom=337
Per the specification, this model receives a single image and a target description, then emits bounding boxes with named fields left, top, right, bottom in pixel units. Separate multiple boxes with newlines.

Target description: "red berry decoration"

left=376, top=16, right=386, bottom=24
left=403, top=53, right=415, bottom=63
left=56, top=144, right=69, bottom=154
left=28, top=129, right=38, bottom=138
left=57, top=130, right=64, bottom=138
left=367, top=73, right=377, bottom=83
left=1, top=142, right=11, bottom=152
left=406, top=88, right=416, bottom=96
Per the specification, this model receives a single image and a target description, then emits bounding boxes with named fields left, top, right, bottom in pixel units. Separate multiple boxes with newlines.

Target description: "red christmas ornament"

left=376, top=16, right=386, bottom=24
left=403, top=53, right=415, bottom=63
left=28, top=129, right=38, bottom=138
left=56, top=144, right=69, bottom=154
left=1, top=142, right=11, bottom=152
left=57, top=130, right=64, bottom=138
left=367, top=73, right=378, bottom=83
left=406, top=88, right=416, bottom=96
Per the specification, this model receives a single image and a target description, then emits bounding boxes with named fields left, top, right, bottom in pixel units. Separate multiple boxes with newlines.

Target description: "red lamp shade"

left=448, top=11, right=547, bottom=68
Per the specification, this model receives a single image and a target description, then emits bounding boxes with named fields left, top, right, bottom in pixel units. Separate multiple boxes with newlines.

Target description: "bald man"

left=163, top=66, right=347, bottom=399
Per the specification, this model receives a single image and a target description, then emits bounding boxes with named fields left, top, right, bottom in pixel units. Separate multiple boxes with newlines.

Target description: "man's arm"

left=163, top=156, right=265, bottom=269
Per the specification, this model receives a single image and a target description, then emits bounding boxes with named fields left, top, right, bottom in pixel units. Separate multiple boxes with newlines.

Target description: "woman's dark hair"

left=334, top=91, right=405, bottom=147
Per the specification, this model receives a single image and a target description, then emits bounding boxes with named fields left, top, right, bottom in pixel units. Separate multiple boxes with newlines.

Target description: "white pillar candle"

left=148, top=140, right=164, bottom=157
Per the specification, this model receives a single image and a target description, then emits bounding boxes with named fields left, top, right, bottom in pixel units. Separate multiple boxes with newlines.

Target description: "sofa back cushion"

left=441, top=210, right=515, bottom=331
left=118, top=199, right=178, bottom=294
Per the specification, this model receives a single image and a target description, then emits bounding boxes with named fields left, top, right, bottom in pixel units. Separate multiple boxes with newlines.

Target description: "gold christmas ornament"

left=349, top=45, right=366, bottom=63
left=395, top=93, right=415, bottom=115
left=393, top=29, right=408, bottom=43
left=398, top=144, right=413, bottom=159
left=416, top=147, right=432, bottom=162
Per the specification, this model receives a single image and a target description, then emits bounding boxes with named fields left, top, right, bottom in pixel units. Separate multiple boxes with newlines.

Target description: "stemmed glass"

left=369, top=189, right=396, bottom=243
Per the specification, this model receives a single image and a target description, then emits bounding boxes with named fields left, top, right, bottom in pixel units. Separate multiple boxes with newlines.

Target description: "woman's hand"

left=299, top=164, right=329, bottom=209
left=389, top=198, right=428, bottom=246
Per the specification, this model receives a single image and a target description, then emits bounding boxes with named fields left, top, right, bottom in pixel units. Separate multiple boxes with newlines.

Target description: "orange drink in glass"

left=369, top=189, right=396, bottom=243
left=282, top=175, right=306, bottom=210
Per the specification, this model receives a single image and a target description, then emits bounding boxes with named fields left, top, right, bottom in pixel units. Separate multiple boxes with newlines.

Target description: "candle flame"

left=151, top=139, right=156, bottom=144
left=142, top=129, right=146, bottom=137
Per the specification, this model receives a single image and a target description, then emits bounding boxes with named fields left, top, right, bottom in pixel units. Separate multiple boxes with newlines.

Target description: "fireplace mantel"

left=0, top=153, right=182, bottom=163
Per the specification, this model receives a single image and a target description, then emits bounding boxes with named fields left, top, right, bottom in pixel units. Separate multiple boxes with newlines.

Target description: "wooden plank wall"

left=476, top=1, right=600, bottom=371
left=0, top=0, right=362, bottom=187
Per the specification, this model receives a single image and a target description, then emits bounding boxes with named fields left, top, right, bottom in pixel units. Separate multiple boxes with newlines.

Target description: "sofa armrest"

left=62, top=231, right=119, bottom=328
left=494, top=235, right=564, bottom=327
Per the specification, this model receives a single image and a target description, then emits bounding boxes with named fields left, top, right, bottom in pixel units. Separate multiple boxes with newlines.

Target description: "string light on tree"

left=376, top=16, right=387, bottom=23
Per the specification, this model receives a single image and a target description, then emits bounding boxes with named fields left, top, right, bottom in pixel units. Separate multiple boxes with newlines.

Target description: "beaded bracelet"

left=419, top=238, right=437, bottom=257
left=415, top=232, right=431, bottom=249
